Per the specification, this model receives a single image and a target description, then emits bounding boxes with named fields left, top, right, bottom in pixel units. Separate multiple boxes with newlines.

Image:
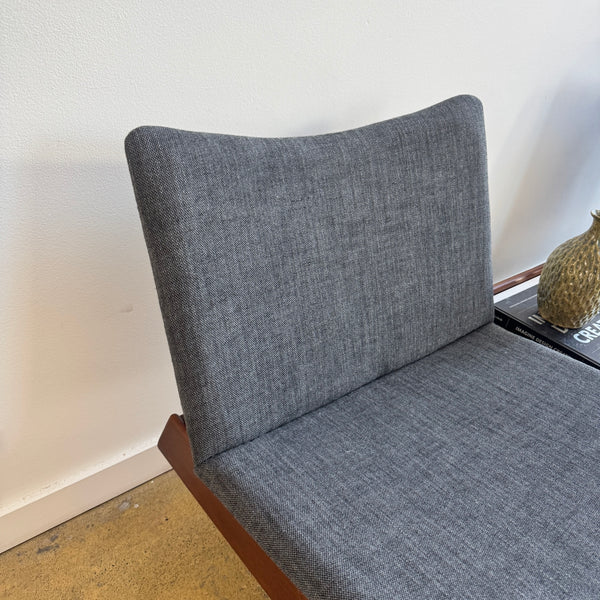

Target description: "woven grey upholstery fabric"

left=198, top=324, right=600, bottom=600
left=125, top=95, right=492, bottom=464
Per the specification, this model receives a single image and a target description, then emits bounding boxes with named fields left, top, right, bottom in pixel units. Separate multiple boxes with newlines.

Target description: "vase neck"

left=590, top=210, right=600, bottom=236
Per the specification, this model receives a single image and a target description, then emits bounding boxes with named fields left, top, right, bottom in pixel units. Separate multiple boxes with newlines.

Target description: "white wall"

left=2, top=1, right=600, bottom=549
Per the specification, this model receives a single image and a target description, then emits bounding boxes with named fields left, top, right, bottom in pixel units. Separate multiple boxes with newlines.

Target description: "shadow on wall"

left=493, top=49, right=600, bottom=275
left=5, top=151, right=176, bottom=503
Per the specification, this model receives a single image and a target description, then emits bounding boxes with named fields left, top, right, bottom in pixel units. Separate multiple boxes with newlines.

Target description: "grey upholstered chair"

left=125, top=95, right=600, bottom=600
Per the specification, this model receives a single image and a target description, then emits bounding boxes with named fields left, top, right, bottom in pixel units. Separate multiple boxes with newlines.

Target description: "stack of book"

left=494, top=284, right=600, bottom=369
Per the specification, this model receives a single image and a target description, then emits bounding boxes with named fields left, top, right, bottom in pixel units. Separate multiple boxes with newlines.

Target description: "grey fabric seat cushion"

left=125, top=95, right=492, bottom=464
left=197, top=325, right=600, bottom=600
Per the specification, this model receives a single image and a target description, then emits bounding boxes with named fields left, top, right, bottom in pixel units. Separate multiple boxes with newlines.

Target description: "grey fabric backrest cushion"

left=125, top=95, right=493, bottom=465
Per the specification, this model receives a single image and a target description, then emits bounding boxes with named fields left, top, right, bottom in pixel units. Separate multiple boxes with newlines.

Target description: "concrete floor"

left=0, top=470, right=269, bottom=599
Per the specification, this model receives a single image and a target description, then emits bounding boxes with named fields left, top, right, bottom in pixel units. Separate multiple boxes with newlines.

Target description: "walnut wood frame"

left=158, top=265, right=543, bottom=600
left=492, top=263, right=543, bottom=295
left=158, top=414, right=308, bottom=600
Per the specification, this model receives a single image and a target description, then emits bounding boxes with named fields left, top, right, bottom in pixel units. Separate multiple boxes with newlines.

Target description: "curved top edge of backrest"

left=125, top=94, right=483, bottom=149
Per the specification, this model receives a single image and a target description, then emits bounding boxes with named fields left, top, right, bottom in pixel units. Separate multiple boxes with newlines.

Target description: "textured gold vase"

left=537, top=210, right=600, bottom=328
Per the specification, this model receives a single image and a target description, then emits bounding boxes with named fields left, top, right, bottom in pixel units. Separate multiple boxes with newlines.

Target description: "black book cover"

left=494, top=284, right=600, bottom=369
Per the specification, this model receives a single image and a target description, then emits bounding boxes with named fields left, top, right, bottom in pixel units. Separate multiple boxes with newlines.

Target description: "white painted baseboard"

left=0, top=445, right=171, bottom=554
